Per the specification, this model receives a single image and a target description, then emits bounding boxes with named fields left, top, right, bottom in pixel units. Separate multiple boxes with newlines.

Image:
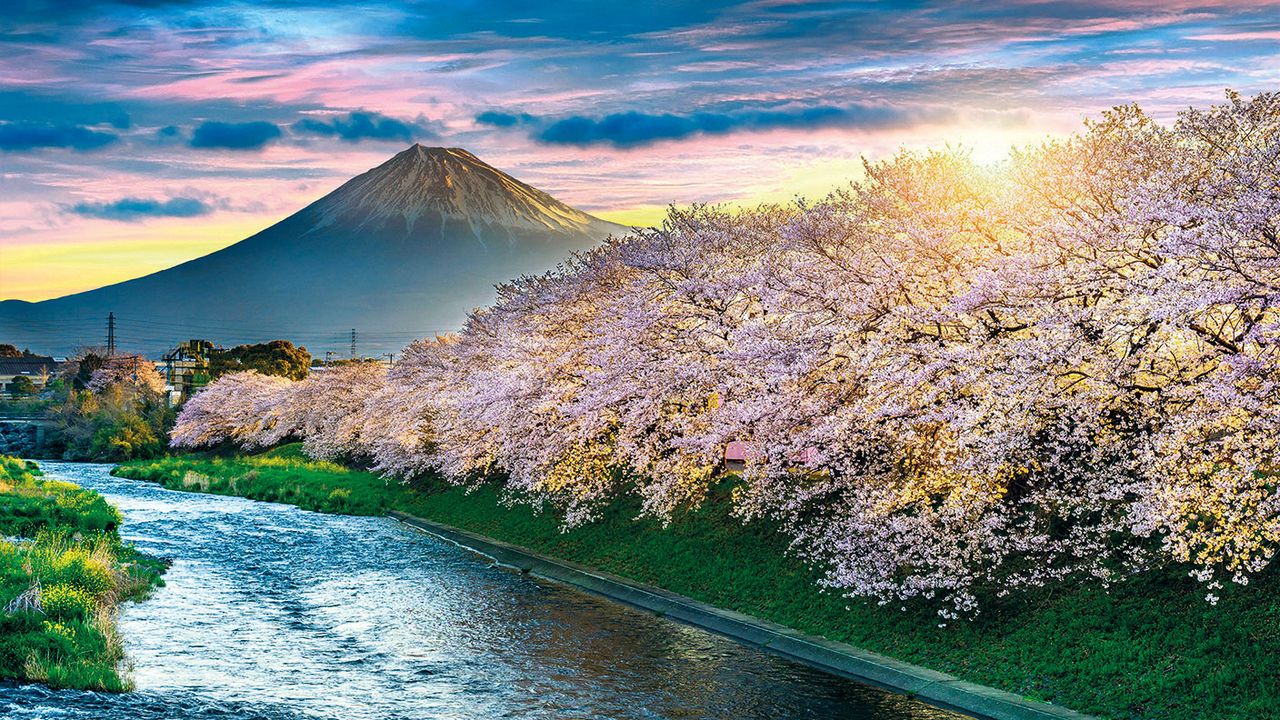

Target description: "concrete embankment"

left=389, top=510, right=1095, bottom=720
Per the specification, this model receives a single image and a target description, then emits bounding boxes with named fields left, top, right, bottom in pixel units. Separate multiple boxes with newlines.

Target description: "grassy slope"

left=116, top=446, right=1280, bottom=720
left=0, top=456, right=166, bottom=691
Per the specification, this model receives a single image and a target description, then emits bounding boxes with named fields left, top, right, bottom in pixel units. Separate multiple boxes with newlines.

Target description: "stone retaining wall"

left=0, top=422, right=41, bottom=457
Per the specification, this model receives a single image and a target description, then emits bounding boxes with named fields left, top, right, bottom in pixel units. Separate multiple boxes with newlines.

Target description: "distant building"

left=161, top=340, right=215, bottom=405
left=0, top=356, right=65, bottom=395
left=724, top=440, right=753, bottom=466
left=723, top=440, right=819, bottom=470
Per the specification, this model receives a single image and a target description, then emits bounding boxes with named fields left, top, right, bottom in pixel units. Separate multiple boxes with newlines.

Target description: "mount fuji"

left=0, top=145, right=627, bottom=355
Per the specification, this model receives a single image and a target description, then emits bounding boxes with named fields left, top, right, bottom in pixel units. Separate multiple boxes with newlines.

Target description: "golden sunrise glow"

left=1, top=218, right=268, bottom=301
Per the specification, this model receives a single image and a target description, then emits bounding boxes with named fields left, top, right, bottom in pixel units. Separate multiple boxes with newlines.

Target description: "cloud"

left=485, top=105, right=945, bottom=148
left=292, top=111, right=433, bottom=143
left=1186, top=30, right=1280, bottom=41
left=190, top=120, right=282, bottom=150
left=69, top=196, right=212, bottom=222
left=151, top=125, right=183, bottom=143
left=475, top=111, right=537, bottom=128
left=0, top=122, right=118, bottom=152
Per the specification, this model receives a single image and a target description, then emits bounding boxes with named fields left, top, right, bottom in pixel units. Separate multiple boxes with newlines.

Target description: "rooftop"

left=0, top=356, right=63, bottom=375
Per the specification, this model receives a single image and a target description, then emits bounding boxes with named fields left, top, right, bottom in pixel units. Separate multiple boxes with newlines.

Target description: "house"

left=723, top=440, right=819, bottom=471
left=0, top=356, right=65, bottom=395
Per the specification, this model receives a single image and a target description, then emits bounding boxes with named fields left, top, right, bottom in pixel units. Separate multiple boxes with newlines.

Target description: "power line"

left=120, top=315, right=448, bottom=335
left=5, top=312, right=455, bottom=358
left=7, top=315, right=446, bottom=339
left=3, top=319, right=107, bottom=333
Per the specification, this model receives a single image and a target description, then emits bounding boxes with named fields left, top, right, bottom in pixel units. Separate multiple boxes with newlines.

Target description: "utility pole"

left=350, top=328, right=357, bottom=360
left=163, top=345, right=176, bottom=408
left=106, top=312, right=116, bottom=357
left=383, top=352, right=395, bottom=366
left=324, top=351, right=333, bottom=367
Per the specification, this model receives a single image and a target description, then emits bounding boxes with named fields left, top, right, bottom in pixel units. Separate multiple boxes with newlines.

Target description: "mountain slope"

left=1, top=146, right=626, bottom=355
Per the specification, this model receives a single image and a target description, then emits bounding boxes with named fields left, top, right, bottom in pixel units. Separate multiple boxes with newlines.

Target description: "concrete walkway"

left=388, top=510, right=1096, bottom=720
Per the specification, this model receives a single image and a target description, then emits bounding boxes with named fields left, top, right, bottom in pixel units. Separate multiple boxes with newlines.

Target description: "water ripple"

left=0, top=462, right=961, bottom=720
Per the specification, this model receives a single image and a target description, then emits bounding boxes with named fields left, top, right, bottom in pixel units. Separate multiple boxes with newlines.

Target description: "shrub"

left=327, top=487, right=352, bottom=511
left=42, top=620, right=76, bottom=640
left=0, top=614, right=75, bottom=675
left=48, top=547, right=115, bottom=598
left=40, top=584, right=95, bottom=620
left=47, top=383, right=174, bottom=462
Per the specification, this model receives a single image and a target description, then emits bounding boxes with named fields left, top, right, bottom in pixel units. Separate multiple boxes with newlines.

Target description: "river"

left=1, top=462, right=963, bottom=720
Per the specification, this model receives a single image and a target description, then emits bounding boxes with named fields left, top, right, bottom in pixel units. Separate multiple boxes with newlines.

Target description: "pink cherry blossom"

left=172, top=91, right=1280, bottom=616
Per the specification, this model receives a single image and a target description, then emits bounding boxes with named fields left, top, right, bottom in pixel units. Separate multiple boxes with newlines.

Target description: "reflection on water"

left=0, top=462, right=962, bottom=720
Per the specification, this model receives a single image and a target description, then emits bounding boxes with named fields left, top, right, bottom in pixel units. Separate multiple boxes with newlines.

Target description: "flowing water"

left=1, top=462, right=963, bottom=720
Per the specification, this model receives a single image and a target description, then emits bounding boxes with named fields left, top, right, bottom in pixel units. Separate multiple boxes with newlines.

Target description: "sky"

left=3, top=0, right=1280, bottom=302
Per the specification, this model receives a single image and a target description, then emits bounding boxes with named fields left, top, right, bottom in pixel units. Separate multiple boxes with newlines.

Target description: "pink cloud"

left=1187, top=30, right=1280, bottom=41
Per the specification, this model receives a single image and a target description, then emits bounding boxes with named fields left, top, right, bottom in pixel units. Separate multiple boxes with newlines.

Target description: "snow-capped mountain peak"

left=311, top=144, right=621, bottom=237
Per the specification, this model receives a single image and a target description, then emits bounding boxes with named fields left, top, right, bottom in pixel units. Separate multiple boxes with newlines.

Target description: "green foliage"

left=0, top=456, right=165, bottom=692
left=210, top=340, right=311, bottom=381
left=39, top=351, right=168, bottom=462
left=69, top=352, right=106, bottom=390
left=118, top=451, right=391, bottom=515
left=0, top=396, right=56, bottom=418
left=9, top=375, right=38, bottom=396
left=44, top=546, right=115, bottom=598
left=0, top=608, right=127, bottom=691
left=88, top=412, right=164, bottom=461
left=0, top=612, right=76, bottom=676
left=116, top=444, right=1280, bottom=720
left=45, top=382, right=174, bottom=462
left=0, top=457, right=121, bottom=537
left=39, top=584, right=95, bottom=620
left=0, top=455, right=40, bottom=478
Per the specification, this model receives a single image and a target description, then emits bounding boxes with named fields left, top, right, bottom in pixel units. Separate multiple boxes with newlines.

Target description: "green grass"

left=0, top=456, right=166, bottom=691
left=116, top=446, right=1280, bottom=720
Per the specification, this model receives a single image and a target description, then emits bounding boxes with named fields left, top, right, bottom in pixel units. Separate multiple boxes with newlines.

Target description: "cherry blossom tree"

left=87, top=355, right=166, bottom=397
left=170, top=370, right=295, bottom=448
left=234, top=361, right=387, bottom=461
left=359, top=337, right=452, bottom=478
left=166, top=90, right=1280, bottom=616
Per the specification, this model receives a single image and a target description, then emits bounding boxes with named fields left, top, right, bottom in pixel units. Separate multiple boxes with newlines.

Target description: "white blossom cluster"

left=87, top=354, right=166, bottom=397
left=172, top=91, right=1280, bottom=616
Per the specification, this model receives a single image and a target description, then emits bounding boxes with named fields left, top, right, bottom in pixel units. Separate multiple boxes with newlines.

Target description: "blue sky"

left=4, top=0, right=1280, bottom=299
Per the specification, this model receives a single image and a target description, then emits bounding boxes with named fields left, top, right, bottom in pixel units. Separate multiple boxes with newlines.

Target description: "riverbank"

left=0, top=456, right=166, bottom=691
left=116, top=446, right=1280, bottom=720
